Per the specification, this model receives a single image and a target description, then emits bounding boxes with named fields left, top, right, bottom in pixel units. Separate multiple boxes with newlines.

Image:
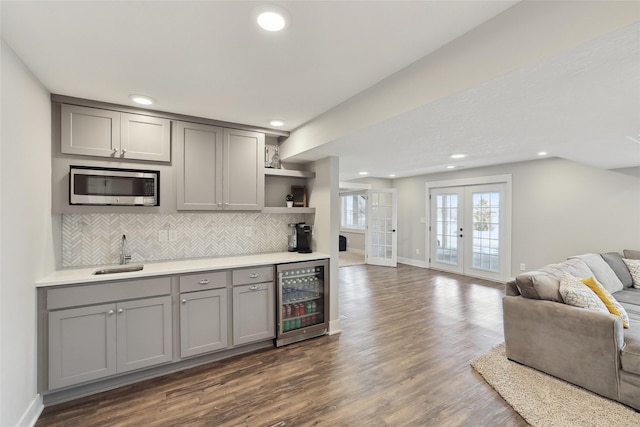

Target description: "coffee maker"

left=295, top=223, right=312, bottom=253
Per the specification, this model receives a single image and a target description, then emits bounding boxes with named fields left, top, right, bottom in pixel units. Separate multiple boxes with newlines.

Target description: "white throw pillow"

left=559, top=273, right=608, bottom=313
left=623, top=258, right=640, bottom=289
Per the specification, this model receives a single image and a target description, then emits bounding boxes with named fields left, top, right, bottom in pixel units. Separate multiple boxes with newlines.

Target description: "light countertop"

left=37, top=252, right=331, bottom=287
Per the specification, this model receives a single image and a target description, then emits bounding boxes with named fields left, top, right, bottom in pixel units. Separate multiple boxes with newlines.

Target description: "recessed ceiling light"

left=537, top=151, right=548, bottom=156
left=255, top=6, right=289, bottom=32
left=389, top=174, right=396, bottom=178
left=269, top=119, right=285, bottom=127
left=129, top=94, right=155, bottom=106
left=450, top=154, right=466, bottom=159
left=359, top=171, right=369, bottom=176
left=446, top=165, right=456, bottom=169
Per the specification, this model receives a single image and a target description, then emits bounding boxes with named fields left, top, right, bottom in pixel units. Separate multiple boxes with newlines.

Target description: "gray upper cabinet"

left=176, top=121, right=264, bottom=211
left=223, top=128, right=265, bottom=210
left=119, top=113, right=171, bottom=162
left=176, top=121, right=223, bottom=210
left=61, top=104, right=171, bottom=162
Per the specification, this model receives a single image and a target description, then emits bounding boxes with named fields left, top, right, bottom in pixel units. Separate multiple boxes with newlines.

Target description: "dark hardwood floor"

left=36, top=264, right=526, bottom=426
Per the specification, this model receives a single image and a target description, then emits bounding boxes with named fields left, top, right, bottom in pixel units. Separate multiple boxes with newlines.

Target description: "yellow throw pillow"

left=581, top=277, right=629, bottom=328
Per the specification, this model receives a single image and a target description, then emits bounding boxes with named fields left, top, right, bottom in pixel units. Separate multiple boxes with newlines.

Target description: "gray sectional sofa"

left=503, top=250, right=640, bottom=411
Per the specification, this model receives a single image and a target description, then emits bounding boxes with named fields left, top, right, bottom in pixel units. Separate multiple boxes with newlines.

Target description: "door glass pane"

left=435, top=194, right=458, bottom=265
left=471, top=191, right=500, bottom=272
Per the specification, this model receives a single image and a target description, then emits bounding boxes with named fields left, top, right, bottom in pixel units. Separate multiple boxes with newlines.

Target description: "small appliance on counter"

left=295, top=223, right=312, bottom=253
left=287, top=223, right=297, bottom=252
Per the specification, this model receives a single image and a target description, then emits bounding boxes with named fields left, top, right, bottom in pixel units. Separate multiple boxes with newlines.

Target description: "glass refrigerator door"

left=279, top=262, right=326, bottom=334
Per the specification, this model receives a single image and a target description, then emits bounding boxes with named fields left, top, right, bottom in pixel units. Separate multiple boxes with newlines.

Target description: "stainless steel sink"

left=93, top=265, right=144, bottom=275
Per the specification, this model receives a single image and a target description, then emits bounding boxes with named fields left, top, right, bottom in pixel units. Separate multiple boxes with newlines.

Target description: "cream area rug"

left=471, top=343, right=640, bottom=426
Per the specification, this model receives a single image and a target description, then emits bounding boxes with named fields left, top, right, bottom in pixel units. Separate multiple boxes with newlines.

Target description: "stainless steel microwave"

left=70, top=166, right=160, bottom=206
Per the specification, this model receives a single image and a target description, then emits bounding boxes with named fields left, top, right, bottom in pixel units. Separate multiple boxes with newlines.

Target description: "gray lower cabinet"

left=180, top=288, right=228, bottom=358
left=48, top=295, right=173, bottom=390
left=48, top=303, right=117, bottom=390
left=176, top=121, right=264, bottom=211
left=61, top=104, right=171, bottom=162
left=232, top=281, right=275, bottom=346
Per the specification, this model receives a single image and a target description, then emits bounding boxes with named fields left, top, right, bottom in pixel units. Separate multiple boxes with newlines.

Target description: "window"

left=341, top=192, right=366, bottom=230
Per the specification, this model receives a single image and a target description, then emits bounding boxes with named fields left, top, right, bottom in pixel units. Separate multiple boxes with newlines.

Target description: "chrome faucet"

left=120, top=234, right=132, bottom=265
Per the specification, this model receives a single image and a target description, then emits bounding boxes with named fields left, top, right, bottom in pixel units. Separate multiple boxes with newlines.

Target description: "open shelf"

left=262, top=207, right=315, bottom=214
left=264, top=168, right=315, bottom=178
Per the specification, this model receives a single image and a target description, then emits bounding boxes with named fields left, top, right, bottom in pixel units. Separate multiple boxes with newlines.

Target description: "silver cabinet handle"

left=112, top=147, right=118, bottom=154
left=118, top=308, right=124, bottom=314
left=249, top=285, right=260, bottom=291
left=217, top=202, right=223, bottom=207
left=108, top=310, right=114, bottom=315
left=182, top=299, right=187, bottom=304
left=198, top=279, right=210, bottom=285
left=249, top=273, right=259, bottom=278
left=121, top=148, right=127, bottom=155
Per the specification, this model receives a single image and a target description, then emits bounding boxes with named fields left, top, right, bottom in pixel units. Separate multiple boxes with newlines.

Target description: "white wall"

left=394, top=157, right=640, bottom=277
left=1, top=40, right=56, bottom=426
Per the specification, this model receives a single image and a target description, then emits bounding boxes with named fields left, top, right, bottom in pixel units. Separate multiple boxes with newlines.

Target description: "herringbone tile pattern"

left=62, top=213, right=304, bottom=267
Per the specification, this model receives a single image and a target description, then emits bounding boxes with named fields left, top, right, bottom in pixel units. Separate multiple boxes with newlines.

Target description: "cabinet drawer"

left=47, top=277, right=171, bottom=310
left=179, top=271, right=227, bottom=293
left=232, top=266, right=273, bottom=286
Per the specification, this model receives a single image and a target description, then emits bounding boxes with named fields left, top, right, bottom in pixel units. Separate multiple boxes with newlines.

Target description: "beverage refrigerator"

left=275, top=258, right=330, bottom=347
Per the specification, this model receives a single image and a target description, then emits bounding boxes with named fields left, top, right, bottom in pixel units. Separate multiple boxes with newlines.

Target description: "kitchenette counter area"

left=37, top=251, right=330, bottom=287
left=37, top=251, right=331, bottom=404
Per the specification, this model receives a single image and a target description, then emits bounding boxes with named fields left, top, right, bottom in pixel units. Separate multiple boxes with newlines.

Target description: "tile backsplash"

left=62, top=213, right=305, bottom=267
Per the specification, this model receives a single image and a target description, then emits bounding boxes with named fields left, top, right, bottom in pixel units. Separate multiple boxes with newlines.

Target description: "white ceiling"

left=2, top=1, right=639, bottom=180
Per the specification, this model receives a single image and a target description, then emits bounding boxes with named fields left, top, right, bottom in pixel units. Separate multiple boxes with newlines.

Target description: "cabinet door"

left=120, top=113, right=171, bottom=162
left=176, top=121, right=224, bottom=210
left=61, top=104, right=120, bottom=158
left=48, top=303, right=117, bottom=390
left=223, top=128, right=264, bottom=210
left=233, top=281, right=275, bottom=346
left=116, top=296, right=173, bottom=373
left=180, top=288, right=228, bottom=358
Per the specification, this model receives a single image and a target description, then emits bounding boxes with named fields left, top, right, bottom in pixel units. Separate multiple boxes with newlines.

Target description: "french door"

left=429, top=183, right=509, bottom=281
left=366, top=189, right=397, bottom=267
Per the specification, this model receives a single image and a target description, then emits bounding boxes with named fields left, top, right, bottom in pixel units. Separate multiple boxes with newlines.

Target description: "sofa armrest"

left=503, top=295, right=624, bottom=401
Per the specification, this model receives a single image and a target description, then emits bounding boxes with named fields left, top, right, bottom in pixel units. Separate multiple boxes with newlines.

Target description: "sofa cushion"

left=614, top=288, right=640, bottom=307
left=559, top=273, right=608, bottom=313
left=623, top=249, right=640, bottom=260
left=515, top=271, right=563, bottom=302
left=581, top=277, right=629, bottom=328
left=569, top=253, right=624, bottom=293
left=622, top=258, right=640, bottom=289
left=540, top=258, right=593, bottom=280
left=601, top=252, right=633, bottom=288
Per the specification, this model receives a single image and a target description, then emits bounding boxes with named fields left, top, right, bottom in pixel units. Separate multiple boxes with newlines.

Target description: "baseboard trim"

left=398, top=257, right=427, bottom=268
left=328, top=319, right=341, bottom=335
left=346, top=249, right=364, bottom=255
left=19, top=394, right=43, bottom=427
